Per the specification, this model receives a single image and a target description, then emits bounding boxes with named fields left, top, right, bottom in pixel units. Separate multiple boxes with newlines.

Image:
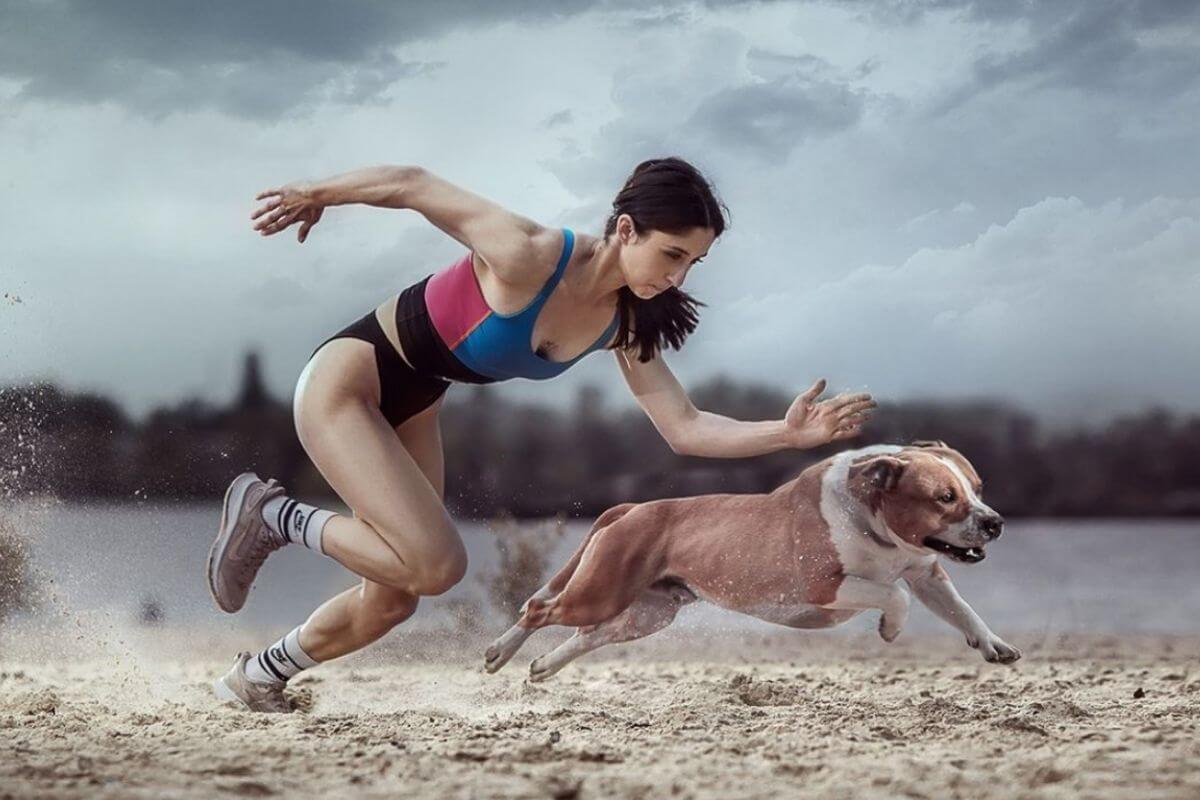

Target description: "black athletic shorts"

left=309, top=277, right=453, bottom=427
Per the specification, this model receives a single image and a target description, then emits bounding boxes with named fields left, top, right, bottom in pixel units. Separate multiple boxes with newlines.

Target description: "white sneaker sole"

left=212, top=677, right=243, bottom=706
left=206, top=472, right=261, bottom=614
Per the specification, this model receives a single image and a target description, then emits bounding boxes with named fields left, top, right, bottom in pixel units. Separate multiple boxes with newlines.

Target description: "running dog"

left=484, top=441, right=1021, bottom=681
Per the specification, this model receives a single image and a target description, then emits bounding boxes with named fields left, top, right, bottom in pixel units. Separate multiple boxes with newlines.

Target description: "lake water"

left=5, top=501, right=1200, bottom=639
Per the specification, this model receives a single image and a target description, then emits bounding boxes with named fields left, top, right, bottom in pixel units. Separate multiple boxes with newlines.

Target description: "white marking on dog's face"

left=864, top=447, right=1003, bottom=565
left=931, top=455, right=1002, bottom=551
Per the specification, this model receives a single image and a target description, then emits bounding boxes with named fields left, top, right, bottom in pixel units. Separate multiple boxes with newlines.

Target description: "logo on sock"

left=270, top=646, right=287, bottom=666
left=293, top=511, right=306, bottom=537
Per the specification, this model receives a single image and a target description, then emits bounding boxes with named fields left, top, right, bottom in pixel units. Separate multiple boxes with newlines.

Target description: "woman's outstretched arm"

left=308, top=165, right=424, bottom=208
left=251, top=166, right=544, bottom=274
left=615, top=349, right=876, bottom=458
left=251, top=165, right=422, bottom=242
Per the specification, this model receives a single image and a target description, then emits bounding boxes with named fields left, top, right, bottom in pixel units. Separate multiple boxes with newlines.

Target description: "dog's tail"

left=544, top=503, right=637, bottom=595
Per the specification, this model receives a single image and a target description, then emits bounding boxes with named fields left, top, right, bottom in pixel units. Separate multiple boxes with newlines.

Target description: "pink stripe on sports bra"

left=423, top=252, right=491, bottom=350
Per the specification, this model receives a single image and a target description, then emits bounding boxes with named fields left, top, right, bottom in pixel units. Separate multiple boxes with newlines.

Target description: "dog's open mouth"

left=923, top=537, right=986, bottom=563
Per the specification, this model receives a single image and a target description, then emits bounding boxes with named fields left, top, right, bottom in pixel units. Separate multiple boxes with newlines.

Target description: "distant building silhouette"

left=236, top=352, right=271, bottom=411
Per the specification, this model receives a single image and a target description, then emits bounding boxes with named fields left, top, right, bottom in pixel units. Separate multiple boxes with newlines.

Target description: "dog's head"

left=847, top=441, right=1003, bottom=564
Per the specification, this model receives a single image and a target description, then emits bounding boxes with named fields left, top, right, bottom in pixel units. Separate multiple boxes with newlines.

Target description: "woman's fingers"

left=250, top=198, right=281, bottom=220
left=258, top=215, right=291, bottom=236
left=836, top=400, right=877, bottom=418
left=800, top=378, right=827, bottom=404
left=253, top=212, right=285, bottom=232
left=255, top=207, right=299, bottom=232
left=255, top=188, right=281, bottom=201
left=261, top=214, right=300, bottom=236
left=827, top=392, right=873, bottom=410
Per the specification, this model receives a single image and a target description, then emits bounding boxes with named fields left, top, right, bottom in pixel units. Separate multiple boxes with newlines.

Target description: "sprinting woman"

left=207, top=157, right=877, bottom=712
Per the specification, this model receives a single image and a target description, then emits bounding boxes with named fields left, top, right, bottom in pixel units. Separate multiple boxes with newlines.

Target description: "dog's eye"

left=938, top=490, right=956, bottom=503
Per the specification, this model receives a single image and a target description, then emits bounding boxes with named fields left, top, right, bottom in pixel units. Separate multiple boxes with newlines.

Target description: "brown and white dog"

left=484, top=441, right=1021, bottom=681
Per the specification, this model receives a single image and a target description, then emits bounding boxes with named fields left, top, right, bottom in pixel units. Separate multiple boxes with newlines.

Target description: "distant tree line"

left=2, top=352, right=1198, bottom=518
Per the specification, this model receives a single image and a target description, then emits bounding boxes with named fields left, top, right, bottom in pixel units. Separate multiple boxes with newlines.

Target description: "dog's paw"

left=878, top=589, right=909, bottom=642
left=977, top=635, right=1021, bottom=664
left=879, top=612, right=905, bottom=642
left=528, top=657, right=553, bottom=683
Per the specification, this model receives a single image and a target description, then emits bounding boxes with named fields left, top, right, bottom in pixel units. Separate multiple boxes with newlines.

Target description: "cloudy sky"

left=2, top=0, right=1198, bottom=427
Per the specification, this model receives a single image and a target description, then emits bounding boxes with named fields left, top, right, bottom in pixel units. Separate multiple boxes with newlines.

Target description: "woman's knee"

left=408, top=540, right=468, bottom=596
left=356, top=585, right=420, bottom=635
left=357, top=511, right=465, bottom=595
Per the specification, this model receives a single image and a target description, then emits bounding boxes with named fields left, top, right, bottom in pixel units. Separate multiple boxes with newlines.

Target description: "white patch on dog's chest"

left=819, top=445, right=933, bottom=583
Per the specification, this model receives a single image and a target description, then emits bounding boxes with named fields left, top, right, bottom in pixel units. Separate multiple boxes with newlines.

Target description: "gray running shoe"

left=212, top=651, right=294, bottom=714
left=207, top=472, right=287, bottom=613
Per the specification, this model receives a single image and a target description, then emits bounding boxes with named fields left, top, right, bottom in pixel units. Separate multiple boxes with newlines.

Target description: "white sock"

left=261, top=495, right=335, bottom=555
left=244, top=625, right=319, bottom=685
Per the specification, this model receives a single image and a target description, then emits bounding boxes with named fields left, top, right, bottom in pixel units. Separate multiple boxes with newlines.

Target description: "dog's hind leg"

left=544, top=503, right=636, bottom=596
left=528, top=583, right=693, bottom=682
left=484, top=504, right=637, bottom=674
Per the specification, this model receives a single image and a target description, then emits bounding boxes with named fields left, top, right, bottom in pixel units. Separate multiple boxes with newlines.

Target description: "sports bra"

left=422, top=228, right=619, bottom=381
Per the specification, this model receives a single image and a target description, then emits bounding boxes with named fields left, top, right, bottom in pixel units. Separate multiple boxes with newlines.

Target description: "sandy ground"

left=2, top=629, right=1198, bottom=799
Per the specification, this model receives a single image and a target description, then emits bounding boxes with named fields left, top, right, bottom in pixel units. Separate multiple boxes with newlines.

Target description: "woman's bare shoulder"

left=482, top=224, right=571, bottom=288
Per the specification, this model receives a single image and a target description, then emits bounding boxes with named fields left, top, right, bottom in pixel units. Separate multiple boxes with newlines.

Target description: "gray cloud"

left=541, top=109, right=575, bottom=129
left=0, top=0, right=598, bottom=118
left=709, top=194, right=1200, bottom=426
left=848, top=0, right=1198, bottom=29
left=0, top=0, right=793, bottom=120
left=688, top=75, right=866, bottom=161
left=873, top=0, right=1200, bottom=115
left=970, top=2, right=1200, bottom=97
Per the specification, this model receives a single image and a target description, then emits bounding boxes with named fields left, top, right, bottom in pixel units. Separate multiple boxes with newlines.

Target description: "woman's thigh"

left=394, top=394, right=446, bottom=497
left=293, top=341, right=463, bottom=577
left=356, top=395, right=449, bottom=613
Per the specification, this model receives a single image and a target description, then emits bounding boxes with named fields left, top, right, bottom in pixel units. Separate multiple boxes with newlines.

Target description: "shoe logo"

left=231, top=527, right=266, bottom=561
left=226, top=489, right=273, bottom=562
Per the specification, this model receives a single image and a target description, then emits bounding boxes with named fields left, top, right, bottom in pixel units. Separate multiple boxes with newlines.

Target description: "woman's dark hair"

left=604, top=157, right=729, bottom=362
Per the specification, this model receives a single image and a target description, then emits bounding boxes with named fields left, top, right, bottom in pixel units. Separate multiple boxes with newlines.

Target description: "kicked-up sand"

left=2, top=627, right=1198, bottom=799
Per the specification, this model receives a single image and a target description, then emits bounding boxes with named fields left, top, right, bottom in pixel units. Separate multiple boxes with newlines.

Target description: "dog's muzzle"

left=924, top=512, right=1003, bottom=563
left=978, top=513, right=1004, bottom=541
left=923, top=537, right=987, bottom=563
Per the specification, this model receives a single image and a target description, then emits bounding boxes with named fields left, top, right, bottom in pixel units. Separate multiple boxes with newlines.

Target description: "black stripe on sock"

left=260, top=650, right=288, bottom=682
left=280, top=499, right=297, bottom=543
left=279, top=636, right=304, bottom=671
left=275, top=498, right=291, bottom=541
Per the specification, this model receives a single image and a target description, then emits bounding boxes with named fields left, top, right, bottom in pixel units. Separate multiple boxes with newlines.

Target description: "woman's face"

left=615, top=214, right=715, bottom=299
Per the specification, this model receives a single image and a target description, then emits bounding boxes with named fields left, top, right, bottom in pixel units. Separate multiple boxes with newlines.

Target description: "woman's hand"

left=783, top=379, right=876, bottom=449
left=251, top=182, right=324, bottom=243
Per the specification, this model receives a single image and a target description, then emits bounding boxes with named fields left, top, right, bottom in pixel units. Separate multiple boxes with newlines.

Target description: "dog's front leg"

left=822, top=575, right=910, bottom=642
left=903, top=562, right=1021, bottom=664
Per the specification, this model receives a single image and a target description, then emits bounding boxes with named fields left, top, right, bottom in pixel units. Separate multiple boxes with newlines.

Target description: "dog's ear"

left=910, top=439, right=948, bottom=450
left=848, top=455, right=907, bottom=492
